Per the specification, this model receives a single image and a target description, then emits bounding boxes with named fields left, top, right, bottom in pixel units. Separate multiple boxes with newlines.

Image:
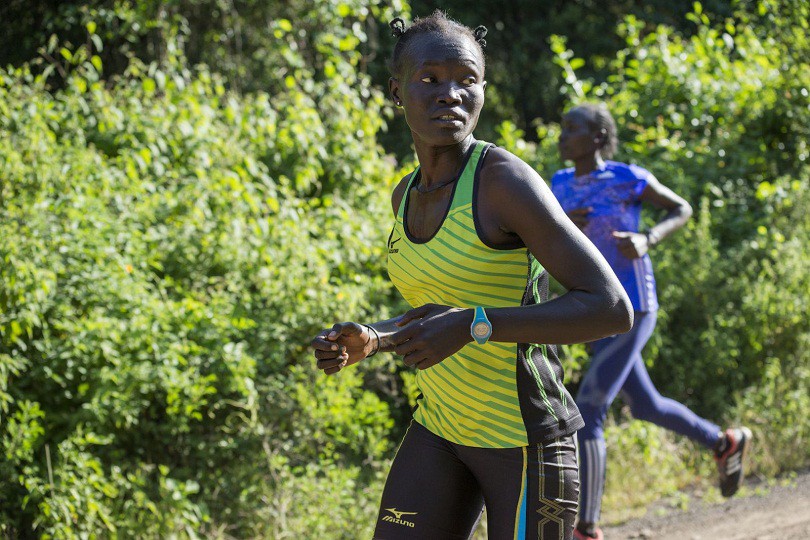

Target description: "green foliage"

left=726, top=173, right=810, bottom=475
left=258, top=456, right=385, bottom=540
left=0, top=3, right=403, bottom=536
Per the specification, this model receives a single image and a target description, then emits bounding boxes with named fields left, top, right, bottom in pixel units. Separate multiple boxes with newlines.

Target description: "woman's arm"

left=638, top=175, right=693, bottom=245
left=613, top=174, right=693, bottom=258
left=485, top=150, right=633, bottom=343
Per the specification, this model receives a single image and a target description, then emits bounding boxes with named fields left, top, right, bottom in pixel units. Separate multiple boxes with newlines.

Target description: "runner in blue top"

left=551, top=103, right=752, bottom=540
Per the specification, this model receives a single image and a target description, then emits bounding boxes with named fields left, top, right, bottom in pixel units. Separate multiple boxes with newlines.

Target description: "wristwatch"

left=470, top=306, right=492, bottom=345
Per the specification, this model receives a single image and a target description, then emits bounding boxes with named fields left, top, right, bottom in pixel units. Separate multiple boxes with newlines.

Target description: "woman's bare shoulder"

left=390, top=173, right=413, bottom=216
left=480, top=146, right=548, bottom=199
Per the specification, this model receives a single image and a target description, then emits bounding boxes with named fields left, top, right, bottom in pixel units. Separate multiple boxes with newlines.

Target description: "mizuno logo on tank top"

left=386, top=140, right=584, bottom=448
left=388, top=236, right=401, bottom=254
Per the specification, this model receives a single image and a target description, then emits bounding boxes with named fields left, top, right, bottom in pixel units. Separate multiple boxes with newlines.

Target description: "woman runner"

left=551, top=103, right=752, bottom=540
left=310, top=13, right=633, bottom=540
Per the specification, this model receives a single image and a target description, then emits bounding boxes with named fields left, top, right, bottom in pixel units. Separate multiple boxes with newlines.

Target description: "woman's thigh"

left=458, top=435, right=579, bottom=540
left=373, top=421, right=484, bottom=540
left=577, top=311, right=657, bottom=415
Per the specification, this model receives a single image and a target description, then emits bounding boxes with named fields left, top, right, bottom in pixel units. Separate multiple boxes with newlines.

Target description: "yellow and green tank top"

left=387, top=140, right=584, bottom=448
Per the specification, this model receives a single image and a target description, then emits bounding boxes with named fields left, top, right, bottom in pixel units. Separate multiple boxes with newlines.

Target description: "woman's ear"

left=594, top=127, right=607, bottom=147
left=389, top=77, right=402, bottom=106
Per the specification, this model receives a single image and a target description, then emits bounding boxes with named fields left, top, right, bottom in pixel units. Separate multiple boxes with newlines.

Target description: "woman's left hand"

left=390, top=304, right=473, bottom=370
left=612, top=230, right=649, bottom=259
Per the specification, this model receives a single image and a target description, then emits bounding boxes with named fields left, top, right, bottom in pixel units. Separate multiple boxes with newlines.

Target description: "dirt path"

left=601, top=470, right=810, bottom=539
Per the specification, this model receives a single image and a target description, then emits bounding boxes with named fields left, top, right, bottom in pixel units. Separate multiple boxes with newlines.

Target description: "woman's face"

left=559, top=108, right=599, bottom=162
left=390, top=32, right=486, bottom=147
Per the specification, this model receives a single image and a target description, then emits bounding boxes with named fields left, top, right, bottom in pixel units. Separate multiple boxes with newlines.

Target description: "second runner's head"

left=559, top=103, right=619, bottom=162
left=388, top=11, right=488, bottom=147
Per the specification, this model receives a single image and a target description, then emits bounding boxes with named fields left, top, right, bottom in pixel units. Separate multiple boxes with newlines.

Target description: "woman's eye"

left=463, top=76, right=476, bottom=85
left=420, top=76, right=434, bottom=83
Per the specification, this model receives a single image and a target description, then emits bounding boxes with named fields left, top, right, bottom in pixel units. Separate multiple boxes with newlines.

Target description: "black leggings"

left=373, top=421, right=579, bottom=540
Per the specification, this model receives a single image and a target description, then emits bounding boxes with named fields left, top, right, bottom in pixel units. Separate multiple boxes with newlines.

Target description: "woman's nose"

left=437, top=83, right=462, bottom=104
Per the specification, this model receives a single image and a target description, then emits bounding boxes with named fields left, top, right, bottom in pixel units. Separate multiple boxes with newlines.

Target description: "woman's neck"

left=573, top=154, right=606, bottom=178
left=412, top=135, right=475, bottom=188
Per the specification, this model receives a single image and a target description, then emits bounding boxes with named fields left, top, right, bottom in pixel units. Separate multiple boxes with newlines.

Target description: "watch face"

left=473, top=322, right=490, bottom=337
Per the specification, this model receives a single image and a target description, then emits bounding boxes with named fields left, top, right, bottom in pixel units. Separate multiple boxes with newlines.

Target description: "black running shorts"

left=373, top=421, right=579, bottom=539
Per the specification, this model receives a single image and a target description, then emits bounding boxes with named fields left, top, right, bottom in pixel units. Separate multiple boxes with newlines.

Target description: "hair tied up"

left=474, top=25, right=487, bottom=48
left=390, top=17, right=406, bottom=37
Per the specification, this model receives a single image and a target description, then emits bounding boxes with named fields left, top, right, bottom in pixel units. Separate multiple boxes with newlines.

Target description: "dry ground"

left=601, top=469, right=810, bottom=539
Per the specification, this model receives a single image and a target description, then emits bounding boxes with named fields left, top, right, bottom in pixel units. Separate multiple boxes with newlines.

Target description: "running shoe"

left=573, top=527, right=603, bottom=540
left=714, top=426, right=753, bottom=497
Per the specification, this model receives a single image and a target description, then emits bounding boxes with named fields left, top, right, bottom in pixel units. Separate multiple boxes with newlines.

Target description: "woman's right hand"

left=310, top=322, right=374, bottom=375
left=567, top=207, right=592, bottom=230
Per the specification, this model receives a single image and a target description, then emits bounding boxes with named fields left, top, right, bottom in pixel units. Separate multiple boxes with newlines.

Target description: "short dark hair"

left=574, top=103, right=619, bottom=159
left=387, top=10, right=487, bottom=78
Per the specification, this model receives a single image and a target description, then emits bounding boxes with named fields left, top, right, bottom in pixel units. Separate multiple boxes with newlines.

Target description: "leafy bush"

left=0, top=2, right=403, bottom=536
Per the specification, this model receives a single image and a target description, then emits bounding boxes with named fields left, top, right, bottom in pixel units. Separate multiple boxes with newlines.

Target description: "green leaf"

left=91, top=34, right=103, bottom=52
left=337, top=34, right=359, bottom=52
left=337, top=4, right=352, bottom=18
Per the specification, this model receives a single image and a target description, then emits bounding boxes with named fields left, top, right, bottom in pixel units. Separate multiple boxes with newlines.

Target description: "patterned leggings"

left=374, top=421, right=579, bottom=539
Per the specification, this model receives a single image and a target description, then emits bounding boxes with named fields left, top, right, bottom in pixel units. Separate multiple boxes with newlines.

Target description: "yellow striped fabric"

left=387, top=141, right=542, bottom=448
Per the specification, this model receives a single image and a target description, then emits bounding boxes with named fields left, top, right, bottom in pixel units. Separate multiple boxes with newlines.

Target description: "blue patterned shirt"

left=551, top=161, right=658, bottom=312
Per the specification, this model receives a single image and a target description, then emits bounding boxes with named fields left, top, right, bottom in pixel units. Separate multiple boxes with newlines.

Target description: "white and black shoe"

left=714, top=427, right=753, bottom=497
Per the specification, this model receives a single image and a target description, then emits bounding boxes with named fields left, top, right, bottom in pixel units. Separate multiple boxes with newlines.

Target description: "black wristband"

left=364, top=325, right=380, bottom=357
left=646, top=229, right=661, bottom=247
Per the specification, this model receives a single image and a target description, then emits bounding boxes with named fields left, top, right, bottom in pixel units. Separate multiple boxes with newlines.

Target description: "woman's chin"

left=422, top=129, right=474, bottom=147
